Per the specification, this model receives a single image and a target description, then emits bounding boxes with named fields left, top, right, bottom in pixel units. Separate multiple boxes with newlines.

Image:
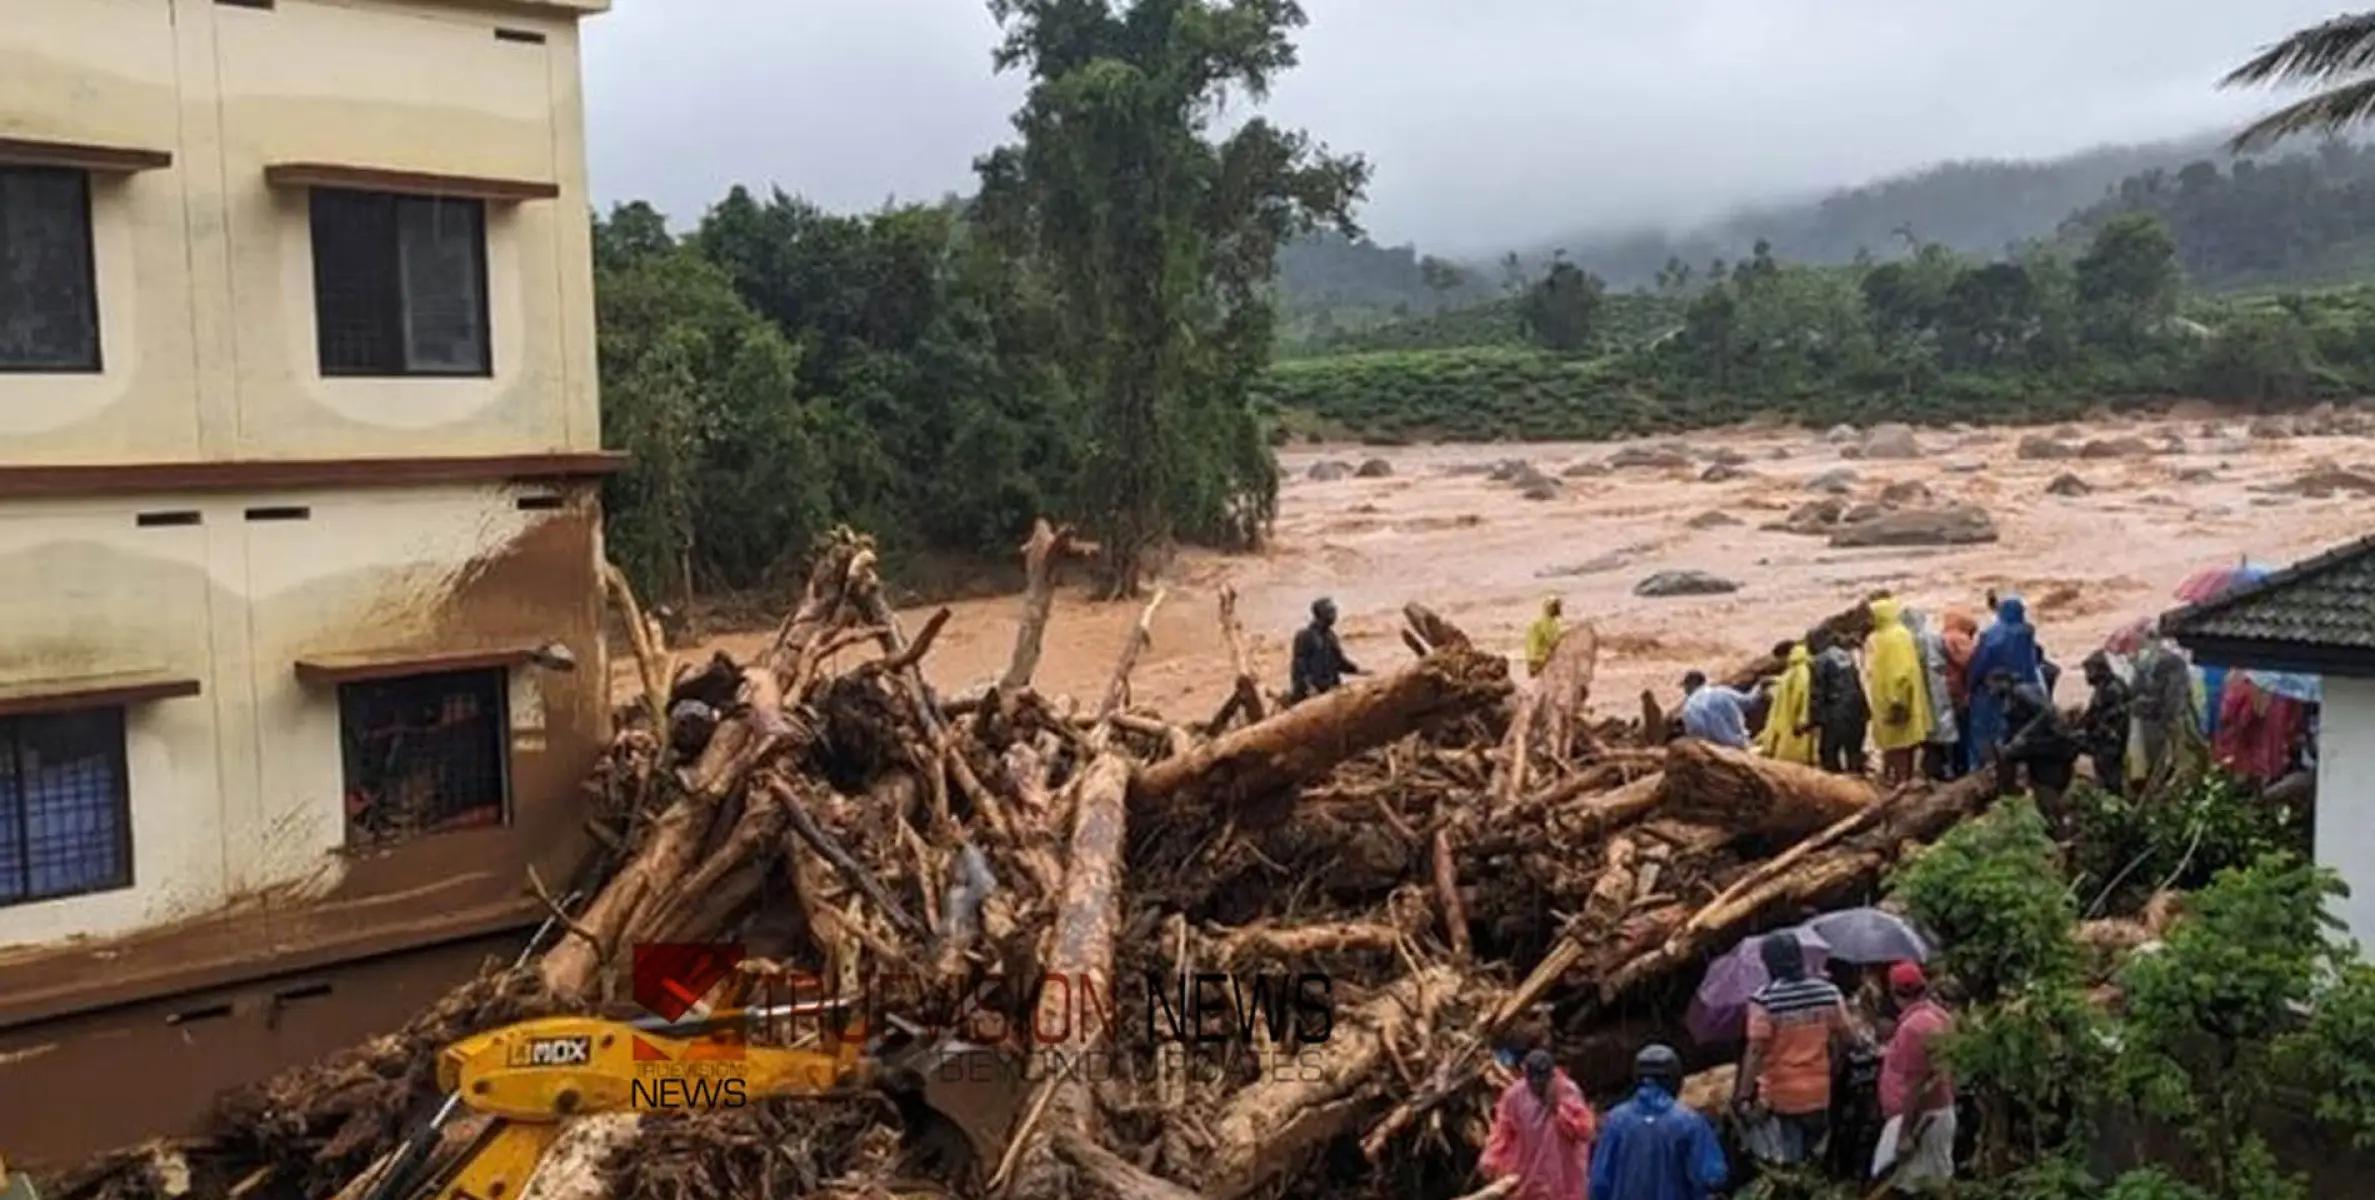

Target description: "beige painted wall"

left=0, top=483, right=606, bottom=950
left=0, top=0, right=602, bottom=465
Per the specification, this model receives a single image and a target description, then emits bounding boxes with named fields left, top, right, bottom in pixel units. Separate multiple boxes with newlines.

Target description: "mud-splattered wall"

left=0, top=0, right=601, bottom=463
left=0, top=483, right=607, bottom=965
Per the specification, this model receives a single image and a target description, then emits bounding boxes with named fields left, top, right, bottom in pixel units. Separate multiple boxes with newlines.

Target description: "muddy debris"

left=1686, top=509, right=1744, bottom=530
left=42, top=527, right=2051, bottom=1200
left=1561, top=460, right=1611, bottom=478
left=1699, top=463, right=1756, bottom=483
left=1877, top=480, right=1934, bottom=507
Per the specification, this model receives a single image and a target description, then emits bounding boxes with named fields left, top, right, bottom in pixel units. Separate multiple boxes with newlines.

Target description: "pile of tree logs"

left=52, top=522, right=2004, bottom=1200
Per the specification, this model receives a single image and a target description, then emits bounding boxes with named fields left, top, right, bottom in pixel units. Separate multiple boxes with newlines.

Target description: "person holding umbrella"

left=1733, top=933, right=1856, bottom=1166
left=1872, top=962, right=1957, bottom=1192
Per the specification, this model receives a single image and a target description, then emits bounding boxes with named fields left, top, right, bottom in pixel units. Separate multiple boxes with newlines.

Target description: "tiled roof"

left=2162, top=530, right=2375, bottom=653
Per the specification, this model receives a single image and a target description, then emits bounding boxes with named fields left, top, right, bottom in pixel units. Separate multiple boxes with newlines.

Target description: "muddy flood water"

left=630, top=411, right=2375, bottom=720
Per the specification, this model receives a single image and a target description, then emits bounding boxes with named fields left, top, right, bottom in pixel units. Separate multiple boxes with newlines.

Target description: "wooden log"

left=1096, top=588, right=1167, bottom=726
left=1496, top=620, right=1598, bottom=810
left=1002, top=518, right=1099, bottom=694
left=1131, top=646, right=1512, bottom=810
left=1203, top=967, right=1461, bottom=1200
left=1205, top=585, right=1268, bottom=734
left=1657, top=738, right=1878, bottom=842
left=541, top=536, right=873, bottom=1002
left=1402, top=603, right=1472, bottom=651
left=1052, top=1131, right=1202, bottom=1200
left=1359, top=838, right=1643, bottom=1160
left=1211, top=919, right=1413, bottom=963
left=1003, top=754, right=1133, bottom=1199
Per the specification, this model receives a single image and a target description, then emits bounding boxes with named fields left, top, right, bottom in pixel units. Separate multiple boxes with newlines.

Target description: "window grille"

left=0, top=708, right=134, bottom=906
left=310, top=189, right=489, bottom=376
left=338, top=667, right=510, bottom=848
left=0, top=166, right=101, bottom=372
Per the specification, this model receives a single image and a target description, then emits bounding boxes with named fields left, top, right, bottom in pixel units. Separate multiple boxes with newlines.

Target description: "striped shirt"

left=1745, top=976, right=1849, bottom=1116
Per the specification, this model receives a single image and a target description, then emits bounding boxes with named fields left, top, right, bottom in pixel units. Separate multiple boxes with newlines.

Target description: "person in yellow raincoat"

left=1525, top=596, right=1564, bottom=678
left=1864, top=597, right=1935, bottom=785
left=1756, top=642, right=1819, bottom=765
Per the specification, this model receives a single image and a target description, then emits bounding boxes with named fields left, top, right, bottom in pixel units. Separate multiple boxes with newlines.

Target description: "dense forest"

left=596, top=0, right=1361, bottom=604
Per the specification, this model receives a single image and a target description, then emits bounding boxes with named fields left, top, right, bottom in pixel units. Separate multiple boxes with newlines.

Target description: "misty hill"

left=1275, top=232, right=1498, bottom=334
left=1537, top=134, right=2234, bottom=288
left=1275, top=133, right=2240, bottom=320
left=2059, top=139, right=2375, bottom=291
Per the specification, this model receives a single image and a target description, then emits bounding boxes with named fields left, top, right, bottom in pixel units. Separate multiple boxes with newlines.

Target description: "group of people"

left=1678, top=594, right=2060, bottom=789
left=1294, top=588, right=2318, bottom=798
left=1480, top=935, right=1956, bottom=1198
left=1667, top=591, right=2318, bottom=800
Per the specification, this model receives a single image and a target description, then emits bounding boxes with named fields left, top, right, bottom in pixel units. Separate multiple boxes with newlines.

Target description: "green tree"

left=2117, top=855, right=2343, bottom=1199
left=976, top=0, right=1368, bottom=595
left=1515, top=254, right=1605, bottom=354
left=2075, top=212, right=2183, bottom=351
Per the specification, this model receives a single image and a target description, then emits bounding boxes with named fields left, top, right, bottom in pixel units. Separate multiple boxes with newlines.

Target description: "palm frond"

left=2222, top=12, right=2375, bottom=88
left=2229, top=75, right=2375, bottom=151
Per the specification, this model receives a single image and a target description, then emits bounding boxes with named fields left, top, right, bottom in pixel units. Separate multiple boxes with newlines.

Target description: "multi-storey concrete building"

left=0, top=0, right=615, bottom=1164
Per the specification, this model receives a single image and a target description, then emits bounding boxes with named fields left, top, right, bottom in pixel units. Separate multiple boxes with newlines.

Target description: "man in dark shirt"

left=1985, top=668, right=2082, bottom=803
left=1808, top=629, right=1871, bottom=775
left=2078, top=652, right=2132, bottom=796
left=1290, top=597, right=1363, bottom=703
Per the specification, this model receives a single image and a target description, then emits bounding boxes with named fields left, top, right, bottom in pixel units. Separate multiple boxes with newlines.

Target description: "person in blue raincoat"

left=1964, top=596, right=2044, bottom=766
left=1590, top=1043, right=1728, bottom=1200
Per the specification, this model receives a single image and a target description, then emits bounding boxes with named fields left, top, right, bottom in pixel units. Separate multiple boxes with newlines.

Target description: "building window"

left=0, top=166, right=101, bottom=373
left=0, top=708, right=135, bottom=907
left=339, top=667, right=510, bottom=849
left=309, top=189, right=490, bottom=377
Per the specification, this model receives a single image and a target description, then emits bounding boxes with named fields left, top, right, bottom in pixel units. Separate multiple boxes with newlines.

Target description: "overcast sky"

left=582, top=1, right=2347, bottom=257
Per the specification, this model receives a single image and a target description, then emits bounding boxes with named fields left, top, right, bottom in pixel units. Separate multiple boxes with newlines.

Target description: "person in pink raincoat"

left=1482, top=1048, right=1599, bottom=1199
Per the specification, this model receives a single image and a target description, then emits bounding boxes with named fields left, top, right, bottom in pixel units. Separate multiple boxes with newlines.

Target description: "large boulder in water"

left=1354, top=457, right=1394, bottom=478
left=1606, top=443, right=1694, bottom=470
left=1827, top=504, right=2000, bottom=548
left=1634, top=569, right=1743, bottom=597
left=1859, top=424, right=1924, bottom=459
left=1307, top=460, right=1354, bottom=481
left=2017, top=435, right=2074, bottom=460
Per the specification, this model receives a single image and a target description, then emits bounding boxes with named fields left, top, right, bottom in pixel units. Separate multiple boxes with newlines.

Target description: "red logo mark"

left=632, top=942, right=745, bottom=1021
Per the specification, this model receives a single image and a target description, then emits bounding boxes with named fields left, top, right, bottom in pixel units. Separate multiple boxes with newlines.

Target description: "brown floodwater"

left=626, top=414, right=2375, bottom=722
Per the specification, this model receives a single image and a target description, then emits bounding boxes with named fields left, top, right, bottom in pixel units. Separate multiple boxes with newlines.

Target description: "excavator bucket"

left=874, top=1038, right=1033, bottom=1170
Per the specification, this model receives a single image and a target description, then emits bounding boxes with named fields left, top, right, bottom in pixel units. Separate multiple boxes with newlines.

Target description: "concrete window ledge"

left=262, top=161, right=560, bottom=203
left=0, top=136, right=172, bottom=174
left=0, top=671, right=201, bottom=719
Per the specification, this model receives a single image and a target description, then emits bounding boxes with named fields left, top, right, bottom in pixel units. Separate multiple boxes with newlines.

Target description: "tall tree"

left=2075, top=212, right=2183, bottom=351
left=1515, top=254, right=1605, bottom=354
left=976, top=0, right=1368, bottom=596
left=2224, top=13, right=2375, bottom=150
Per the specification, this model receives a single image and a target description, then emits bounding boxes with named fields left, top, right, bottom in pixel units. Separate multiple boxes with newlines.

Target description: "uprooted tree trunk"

left=1002, top=519, right=1099, bottom=695
left=1198, top=967, right=1462, bottom=1200
left=1004, top=755, right=1133, bottom=1198
left=1656, top=737, right=1878, bottom=842
left=1132, top=646, right=1512, bottom=810
left=542, top=531, right=879, bottom=1003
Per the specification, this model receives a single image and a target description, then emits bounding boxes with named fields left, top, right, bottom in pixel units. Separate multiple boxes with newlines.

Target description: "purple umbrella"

left=1686, top=927, right=1830, bottom=1046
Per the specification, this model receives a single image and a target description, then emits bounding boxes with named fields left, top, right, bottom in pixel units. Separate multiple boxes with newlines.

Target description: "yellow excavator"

left=361, top=1005, right=1024, bottom=1200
